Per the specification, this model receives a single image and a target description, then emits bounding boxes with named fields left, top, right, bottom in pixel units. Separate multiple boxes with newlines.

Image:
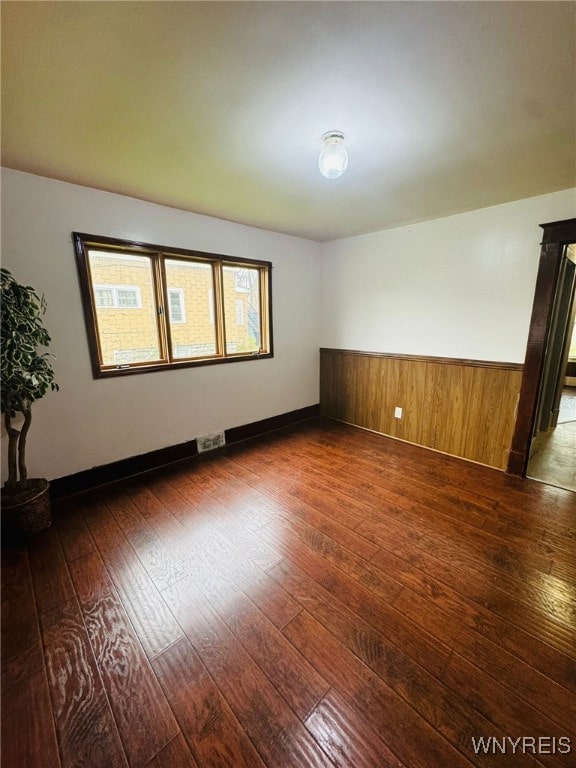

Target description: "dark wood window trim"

left=507, top=218, right=576, bottom=476
left=73, top=232, right=273, bottom=378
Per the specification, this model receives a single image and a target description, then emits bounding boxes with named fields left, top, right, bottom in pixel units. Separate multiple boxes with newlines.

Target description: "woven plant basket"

left=2, top=479, right=51, bottom=536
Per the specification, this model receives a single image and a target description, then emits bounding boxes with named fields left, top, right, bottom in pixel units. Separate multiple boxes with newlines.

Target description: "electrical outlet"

left=197, top=431, right=226, bottom=453
left=394, top=406, right=403, bottom=419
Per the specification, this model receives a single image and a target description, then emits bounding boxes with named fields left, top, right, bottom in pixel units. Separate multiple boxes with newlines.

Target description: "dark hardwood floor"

left=2, top=417, right=575, bottom=767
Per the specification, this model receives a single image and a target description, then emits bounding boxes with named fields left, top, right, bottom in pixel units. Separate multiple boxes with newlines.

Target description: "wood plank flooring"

left=2, top=417, right=575, bottom=767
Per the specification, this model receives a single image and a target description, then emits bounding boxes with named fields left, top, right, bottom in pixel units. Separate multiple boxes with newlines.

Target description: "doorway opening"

left=527, top=247, right=576, bottom=492
left=508, top=218, right=576, bottom=491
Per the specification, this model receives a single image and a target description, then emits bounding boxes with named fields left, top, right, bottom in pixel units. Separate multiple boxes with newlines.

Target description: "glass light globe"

left=319, top=132, right=348, bottom=179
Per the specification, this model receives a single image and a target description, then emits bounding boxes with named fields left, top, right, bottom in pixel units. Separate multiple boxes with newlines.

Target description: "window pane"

left=223, top=266, right=261, bottom=354
left=168, top=288, right=185, bottom=323
left=88, top=251, right=161, bottom=366
left=116, top=287, right=140, bottom=308
left=95, top=287, right=114, bottom=307
left=165, top=259, right=217, bottom=359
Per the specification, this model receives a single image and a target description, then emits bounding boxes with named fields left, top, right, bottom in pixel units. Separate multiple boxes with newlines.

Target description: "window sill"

left=93, top=351, right=273, bottom=378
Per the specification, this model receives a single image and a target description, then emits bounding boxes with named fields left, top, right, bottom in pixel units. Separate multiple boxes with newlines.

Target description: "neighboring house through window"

left=74, top=232, right=272, bottom=377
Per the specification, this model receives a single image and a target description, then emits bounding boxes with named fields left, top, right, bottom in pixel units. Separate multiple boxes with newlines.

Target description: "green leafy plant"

left=1, top=268, right=58, bottom=494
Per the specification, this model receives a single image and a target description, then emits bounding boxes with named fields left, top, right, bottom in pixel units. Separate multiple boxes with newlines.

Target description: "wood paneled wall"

left=320, top=349, right=523, bottom=470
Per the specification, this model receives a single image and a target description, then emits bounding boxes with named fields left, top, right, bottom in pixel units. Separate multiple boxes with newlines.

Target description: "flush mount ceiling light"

left=319, top=131, right=348, bottom=179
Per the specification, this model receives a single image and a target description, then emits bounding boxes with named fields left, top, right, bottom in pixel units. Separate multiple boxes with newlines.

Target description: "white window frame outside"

left=94, top=284, right=142, bottom=309
left=168, top=288, right=186, bottom=324
left=94, top=286, right=114, bottom=308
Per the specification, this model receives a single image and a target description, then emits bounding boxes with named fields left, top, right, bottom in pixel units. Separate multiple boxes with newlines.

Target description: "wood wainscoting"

left=320, top=348, right=523, bottom=470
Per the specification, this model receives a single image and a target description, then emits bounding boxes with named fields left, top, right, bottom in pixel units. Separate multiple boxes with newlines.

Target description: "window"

left=117, top=288, right=140, bottom=308
left=94, top=287, right=114, bottom=307
left=168, top=288, right=185, bottom=324
left=73, top=232, right=272, bottom=377
left=94, top=285, right=141, bottom=309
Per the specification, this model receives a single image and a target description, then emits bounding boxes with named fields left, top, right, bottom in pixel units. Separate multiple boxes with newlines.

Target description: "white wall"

left=1, top=169, right=321, bottom=480
left=3, top=169, right=574, bottom=481
left=320, top=189, right=576, bottom=363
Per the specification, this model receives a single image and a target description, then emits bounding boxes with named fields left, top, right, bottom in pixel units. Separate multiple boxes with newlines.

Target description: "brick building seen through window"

left=73, top=233, right=272, bottom=376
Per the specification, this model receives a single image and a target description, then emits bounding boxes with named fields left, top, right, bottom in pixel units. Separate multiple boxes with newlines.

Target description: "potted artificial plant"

left=1, top=268, right=58, bottom=535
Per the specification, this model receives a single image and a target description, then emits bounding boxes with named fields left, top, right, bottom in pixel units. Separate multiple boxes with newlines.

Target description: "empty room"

left=1, top=2, right=575, bottom=767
